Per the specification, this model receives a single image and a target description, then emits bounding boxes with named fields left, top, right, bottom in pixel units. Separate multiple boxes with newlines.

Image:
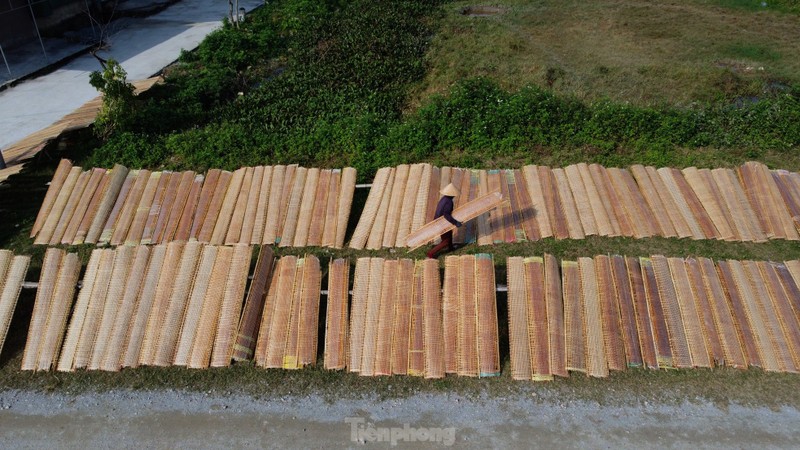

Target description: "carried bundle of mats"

left=350, top=162, right=800, bottom=248
left=29, top=160, right=356, bottom=248
left=22, top=243, right=253, bottom=372
left=342, top=255, right=500, bottom=378
left=507, top=254, right=800, bottom=380
left=0, top=251, right=31, bottom=357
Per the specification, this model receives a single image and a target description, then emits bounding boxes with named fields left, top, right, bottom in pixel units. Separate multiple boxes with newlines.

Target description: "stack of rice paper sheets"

left=254, top=255, right=321, bottom=370
left=29, top=160, right=356, bottom=248
left=351, top=162, right=800, bottom=248
left=52, top=243, right=252, bottom=372
left=0, top=251, right=31, bottom=357
left=507, top=254, right=800, bottom=378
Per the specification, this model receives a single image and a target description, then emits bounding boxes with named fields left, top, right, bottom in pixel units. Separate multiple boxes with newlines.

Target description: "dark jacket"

left=434, top=196, right=461, bottom=227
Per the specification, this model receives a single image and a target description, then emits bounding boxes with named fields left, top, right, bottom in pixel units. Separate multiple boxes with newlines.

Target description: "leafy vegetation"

left=78, top=0, right=800, bottom=181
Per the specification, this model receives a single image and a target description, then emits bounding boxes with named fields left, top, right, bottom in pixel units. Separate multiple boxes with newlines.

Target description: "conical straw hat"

left=440, top=183, right=460, bottom=197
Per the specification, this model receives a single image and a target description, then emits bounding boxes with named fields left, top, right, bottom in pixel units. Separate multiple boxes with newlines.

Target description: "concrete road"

left=1, top=389, right=799, bottom=448
left=0, top=0, right=261, bottom=159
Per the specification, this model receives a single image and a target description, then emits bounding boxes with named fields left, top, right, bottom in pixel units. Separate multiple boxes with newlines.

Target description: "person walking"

left=427, top=183, right=463, bottom=259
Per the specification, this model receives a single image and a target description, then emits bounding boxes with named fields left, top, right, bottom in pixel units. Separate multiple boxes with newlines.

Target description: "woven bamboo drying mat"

left=626, top=257, right=658, bottom=369
left=579, top=257, right=608, bottom=378
left=668, top=257, right=710, bottom=368
left=233, top=246, right=274, bottom=361
left=717, top=260, right=762, bottom=367
left=698, top=257, right=747, bottom=368
left=610, top=256, right=643, bottom=367
left=0, top=253, right=30, bottom=358
left=743, top=261, right=795, bottom=372
left=324, top=259, right=349, bottom=370
left=507, top=257, right=531, bottom=380
left=562, top=260, right=585, bottom=373
left=595, top=255, right=624, bottom=371
left=526, top=257, right=552, bottom=381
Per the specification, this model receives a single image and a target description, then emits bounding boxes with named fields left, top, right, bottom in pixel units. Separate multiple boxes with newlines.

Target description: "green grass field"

left=414, top=0, right=800, bottom=108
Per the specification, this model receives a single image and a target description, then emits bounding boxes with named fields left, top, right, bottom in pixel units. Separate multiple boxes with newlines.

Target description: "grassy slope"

left=414, top=0, right=800, bottom=108
left=3, top=0, right=800, bottom=405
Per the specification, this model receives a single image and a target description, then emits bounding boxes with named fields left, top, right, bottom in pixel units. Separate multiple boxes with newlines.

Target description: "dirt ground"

left=1, top=389, right=799, bottom=448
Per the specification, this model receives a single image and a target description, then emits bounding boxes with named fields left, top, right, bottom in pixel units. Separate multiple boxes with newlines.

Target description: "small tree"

left=89, top=58, right=136, bottom=139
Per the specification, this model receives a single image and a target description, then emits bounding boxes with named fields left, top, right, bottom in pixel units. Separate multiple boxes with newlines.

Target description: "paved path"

left=0, top=0, right=261, bottom=157
left=1, top=389, right=799, bottom=448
